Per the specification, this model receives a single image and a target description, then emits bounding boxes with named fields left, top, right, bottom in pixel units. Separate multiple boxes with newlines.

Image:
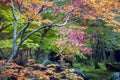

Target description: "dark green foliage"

left=86, top=73, right=100, bottom=80
left=54, top=0, right=69, bottom=6
left=105, top=62, right=120, bottom=72
left=87, top=19, right=106, bottom=27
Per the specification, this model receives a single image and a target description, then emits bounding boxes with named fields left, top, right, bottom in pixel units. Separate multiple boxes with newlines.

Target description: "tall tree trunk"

left=102, top=44, right=106, bottom=63
left=94, top=60, right=100, bottom=69
left=29, top=48, right=33, bottom=58
left=0, top=48, right=4, bottom=56
left=35, top=48, right=41, bottom=61
left=109, top=50, right=115, bottom=63
left=92, top=35, right=101, bottom=69
left=92, top=52, right=100, bottom=69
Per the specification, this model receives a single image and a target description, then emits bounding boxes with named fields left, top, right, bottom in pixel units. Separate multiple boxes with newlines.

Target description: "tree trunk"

left=102, top=46, right=106, bottom=63
left=94, top=61, right=100, bottom=69
left=92, top=54, right=100, bottom=69
left=29, top=48, right=33, bottom=58
left=35, top=48, right=41, bottom=61
left=92, top=35, right=101, bottom=69
left=109, top=50, right=115, bottom=63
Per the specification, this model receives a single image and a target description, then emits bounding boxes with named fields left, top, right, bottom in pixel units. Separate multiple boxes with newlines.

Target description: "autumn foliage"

left=55, top=27, right=92, bottom=54
left=63, top=0, right=120, bottom=26
left=0, top=59, right=84, bottom=80
left=1, top=0, right=53, bottom=24
left=0, top=0, right=120, bottom=80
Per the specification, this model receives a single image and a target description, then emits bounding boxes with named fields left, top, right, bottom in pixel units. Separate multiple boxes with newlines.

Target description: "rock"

left=110, top=72, right=120, bottom=80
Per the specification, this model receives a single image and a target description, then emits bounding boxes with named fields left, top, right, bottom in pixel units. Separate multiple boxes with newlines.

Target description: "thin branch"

left=10, top=0, right=17, bottom=21
left=16, top=5, right=46, bottom=38
left=67, top=16, right=84, bottom=25
left=16, top=22, right=30, bottom=39
left=35, top=5, right=45, bottom=15
left=53, top=12, right=71, bottom=26
left=13, top=25, right=50, bottom=58
left=15, top=23, right=30, bottom=57
left=52, top=9, right=73, bottom=27
left=22, top=25, right=49, bottom=42
left=22, top=10, right=73, bottom=41
left=17, top=0, right=23, bottom=12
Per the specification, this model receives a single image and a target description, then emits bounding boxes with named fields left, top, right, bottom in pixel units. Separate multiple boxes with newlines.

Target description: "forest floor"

left=0, top=59, right=116, bottom=80
left=74, top=62, right=115, bottom=80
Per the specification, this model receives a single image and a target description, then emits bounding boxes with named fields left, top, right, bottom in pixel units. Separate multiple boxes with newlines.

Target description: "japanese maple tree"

left=55, top=26, right=92, bottom=55
left=1, top=0, right=72, bottom=64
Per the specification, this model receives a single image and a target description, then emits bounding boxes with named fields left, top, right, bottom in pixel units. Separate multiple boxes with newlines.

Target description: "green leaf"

left=0, top=39, right=12, bottom=48
left=76, top=50, right=86, bottom=59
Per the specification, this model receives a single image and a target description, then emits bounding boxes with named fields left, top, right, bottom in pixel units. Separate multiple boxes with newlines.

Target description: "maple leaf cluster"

left=62, top=0, right=120, bottom=26
left=55, top=27, right=92, bottom=54
left=1, top=0, right=54, bottom=24
left=0, top=59, right=84, bottom=80
left=0, top=59, right=49, bottom=80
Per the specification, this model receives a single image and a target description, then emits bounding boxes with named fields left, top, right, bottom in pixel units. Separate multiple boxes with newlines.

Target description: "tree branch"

left=22, top=25, right=49, bottom=42
left=13, top=25, right=50, bottom=58
left=10, top=0, right=17, bottom=21
left=16, top=5, right=46, bottom=39
left=52, top=9, right=73, bottom=27
left=15, top=22, right=31, bottom=57
left=16, top=22, right=31, bottom=39
left=53, top=12, right=71, bottom=26
left=17, top=0, right=23, bottom=13
left=19, top=9, right=73, bottom=43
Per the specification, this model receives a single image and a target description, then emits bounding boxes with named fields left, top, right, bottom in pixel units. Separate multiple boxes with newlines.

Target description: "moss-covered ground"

left=74, top=62, right=115, bottom=80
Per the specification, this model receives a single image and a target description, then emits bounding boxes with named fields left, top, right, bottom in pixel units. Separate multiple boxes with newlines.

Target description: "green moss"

left=73, top=62, right=115, bottom=80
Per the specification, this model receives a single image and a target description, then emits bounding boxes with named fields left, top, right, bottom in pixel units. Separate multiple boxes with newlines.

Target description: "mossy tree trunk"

left=92, top=35, right=103, bottom=69
left=108, top=49, right=115, bottom=63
